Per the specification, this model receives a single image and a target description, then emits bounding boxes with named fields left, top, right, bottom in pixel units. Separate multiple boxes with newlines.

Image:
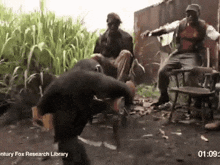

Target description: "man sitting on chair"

left=141, top=4, right=220, bottom=108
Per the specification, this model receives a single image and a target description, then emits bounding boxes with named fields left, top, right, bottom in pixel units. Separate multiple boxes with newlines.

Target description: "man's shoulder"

left=100, top=30, right=108, bottom=37
left=198, top=19, right=208, bottom=26
left=118, top=29, right=132, bottom=38
left=179, top=18, right=187, bottom=24
left=98, top=29, right=132, bottom=40
left=179, top=18, right=207, bottom=28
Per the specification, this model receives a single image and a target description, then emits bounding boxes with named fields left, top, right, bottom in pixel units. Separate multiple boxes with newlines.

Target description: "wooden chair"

left=168, top=66, right=220, bottom=124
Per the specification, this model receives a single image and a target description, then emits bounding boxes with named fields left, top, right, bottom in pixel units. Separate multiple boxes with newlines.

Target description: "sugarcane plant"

left=0, top=2, right=98, bottom=98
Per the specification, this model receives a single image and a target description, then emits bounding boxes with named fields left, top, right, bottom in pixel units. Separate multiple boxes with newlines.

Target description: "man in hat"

left=141, top=4, right=220, bottom=107
left=94, top=13, right=137, bottom=83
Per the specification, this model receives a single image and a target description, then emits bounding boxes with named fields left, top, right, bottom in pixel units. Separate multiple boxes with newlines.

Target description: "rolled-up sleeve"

left=206, top=25, right=220, bottom=40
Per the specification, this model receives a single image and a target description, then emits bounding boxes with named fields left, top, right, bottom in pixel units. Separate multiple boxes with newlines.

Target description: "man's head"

left=106, top=13, right=122, bottom=33
left=186, top=4, right=201, bottom=24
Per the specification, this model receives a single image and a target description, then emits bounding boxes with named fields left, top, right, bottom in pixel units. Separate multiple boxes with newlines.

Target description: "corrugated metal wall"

left=134, top=0, right=219, bottom=84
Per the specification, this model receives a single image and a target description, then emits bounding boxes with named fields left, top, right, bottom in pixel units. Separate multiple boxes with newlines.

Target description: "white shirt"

left=164, top=20, right=220, bottom=40
left=157, top=20, right=220, bottom=46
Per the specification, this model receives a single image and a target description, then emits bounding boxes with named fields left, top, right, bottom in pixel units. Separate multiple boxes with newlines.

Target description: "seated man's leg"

left=114, top=50, right=133, bottom=82
left=180, top=53, right=202, bottom=108
left=180, top=53, right=202, bottom=86
left=153, top=53, right=181, bottom=106
left=91, top=54, right=118, bottom=78
left=129, top=59, right=146, bottom=86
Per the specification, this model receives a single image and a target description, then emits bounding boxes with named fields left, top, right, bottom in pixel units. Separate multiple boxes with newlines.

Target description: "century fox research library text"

left=0, top=151, right=68, bottom=157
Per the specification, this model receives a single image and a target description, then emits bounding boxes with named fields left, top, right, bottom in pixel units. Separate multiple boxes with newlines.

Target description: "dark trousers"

left=158, top=52, right=202, bottom=94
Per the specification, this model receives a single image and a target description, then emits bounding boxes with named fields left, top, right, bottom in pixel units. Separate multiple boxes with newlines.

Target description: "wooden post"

left=216, top=0, right=220, bottom=70
left=207, top=47, right=210, bottom=68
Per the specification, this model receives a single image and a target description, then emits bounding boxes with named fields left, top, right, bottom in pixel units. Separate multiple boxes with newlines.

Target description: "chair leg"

left=218, top=91, right=220, bottom=111
left=187, top=95, right=192, bottom=115
left=210, top=108, right=214, bottom=121
left=208, top=97, right=214, bottom=121
left=201, top=98, right=206, bottom=126
left=169, top=92, right=178, bottom=122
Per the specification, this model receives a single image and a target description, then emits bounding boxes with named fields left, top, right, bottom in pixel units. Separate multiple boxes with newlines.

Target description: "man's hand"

left=140, top=30, right=151, bottom=39
left=141, top=28, right=167, bottom=39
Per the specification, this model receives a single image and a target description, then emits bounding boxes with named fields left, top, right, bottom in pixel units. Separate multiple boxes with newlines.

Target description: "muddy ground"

left=0, top=96, right=220, bottom=165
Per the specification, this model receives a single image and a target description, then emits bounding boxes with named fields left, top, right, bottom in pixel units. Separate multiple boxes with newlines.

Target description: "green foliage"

left=0, top=3, right=98, bottom=96
left=136, top=84, right=160, bottom=98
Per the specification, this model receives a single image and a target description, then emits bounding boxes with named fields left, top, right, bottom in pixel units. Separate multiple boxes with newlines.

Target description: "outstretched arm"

left=141, top=28, right=167, bottom=38
left=141, top=20, right=180, bottom=38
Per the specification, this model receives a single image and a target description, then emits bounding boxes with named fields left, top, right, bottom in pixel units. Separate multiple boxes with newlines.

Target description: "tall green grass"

left=0, top=3, right=98, bottom=95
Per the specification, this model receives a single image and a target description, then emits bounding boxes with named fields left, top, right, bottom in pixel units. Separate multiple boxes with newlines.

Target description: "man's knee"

left=119, top=49, right=132, bottom=57
left=115, top=50, right=133, bottom=63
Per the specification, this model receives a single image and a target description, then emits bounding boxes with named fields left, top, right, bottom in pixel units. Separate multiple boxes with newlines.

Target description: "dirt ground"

left=0, top=96, right=220, bottom=165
